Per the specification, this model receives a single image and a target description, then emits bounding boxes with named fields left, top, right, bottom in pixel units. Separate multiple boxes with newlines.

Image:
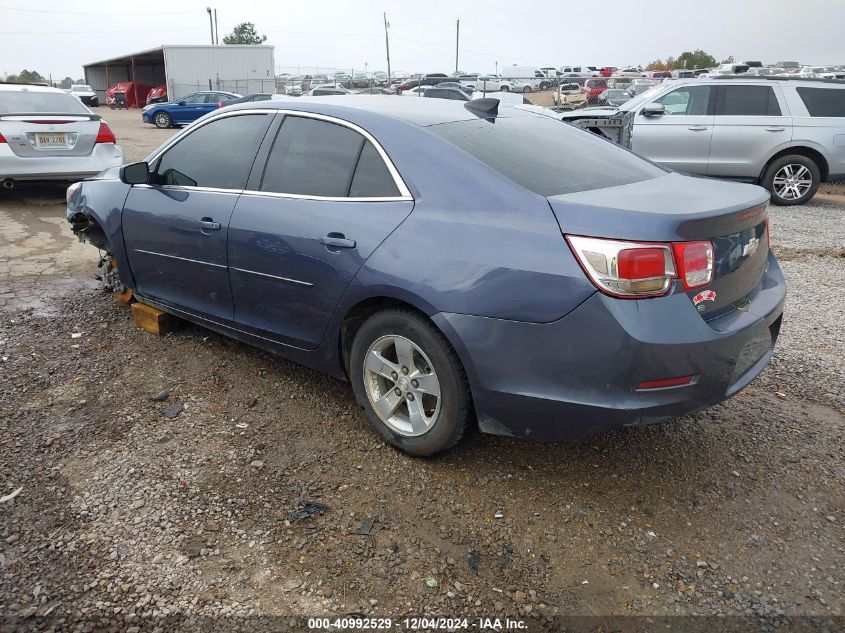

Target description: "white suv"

left=561, top=77, right=845, bottom=205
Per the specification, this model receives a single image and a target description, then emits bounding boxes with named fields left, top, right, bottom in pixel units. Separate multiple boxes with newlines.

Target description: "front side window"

left=657, top=86, right=711, bottom=115
left=260, top=115, right=401, bottom=198
left=719, top=85, right=781, bottom=116
left=796, top=87, right=845, bottom=117
left=155, top=114, right=269, bottom=189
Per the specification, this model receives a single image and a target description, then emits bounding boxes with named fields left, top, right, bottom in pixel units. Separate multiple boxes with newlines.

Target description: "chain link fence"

left=170, top=78, right=277, bottom=100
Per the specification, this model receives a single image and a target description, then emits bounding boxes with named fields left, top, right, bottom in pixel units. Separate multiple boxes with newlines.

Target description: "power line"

left=0, top=27, right=206, bottom=34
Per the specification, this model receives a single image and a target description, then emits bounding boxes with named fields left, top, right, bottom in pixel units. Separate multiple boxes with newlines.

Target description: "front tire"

left=349, top=309, right=472, bottom=457
left=154, top=112, right=173, bottom=129
left=500, top=85, right=510, bottom=92
left=762, top=154, right=820, bottom=206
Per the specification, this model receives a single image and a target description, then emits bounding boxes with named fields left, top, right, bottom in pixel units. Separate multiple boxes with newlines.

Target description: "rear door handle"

left=199, top=217, right=221, bottom=231
left=688, top=126, right=708, bottom=131
left=765, top=127, right=786, bottom=132
left=319, top=233, right=357, bottom=249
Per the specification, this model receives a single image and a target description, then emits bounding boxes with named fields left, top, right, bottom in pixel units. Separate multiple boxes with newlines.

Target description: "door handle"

left=199, top=217, right=221, bottom=231
left=319, top=233, right=357, bottom=249
left=765, top=127, right=786, bottom=132
left=688, top=126, right=708, bottom=131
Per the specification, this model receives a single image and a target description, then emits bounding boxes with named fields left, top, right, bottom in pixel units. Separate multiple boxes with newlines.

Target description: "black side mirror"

left=120, top=161, right=150, bottom=185
left=177, top=101, right=186, bottom=106
left=641, top=102, right=665, bottom=117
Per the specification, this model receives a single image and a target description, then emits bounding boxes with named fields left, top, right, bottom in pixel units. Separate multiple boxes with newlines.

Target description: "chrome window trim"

left=145, top=108, right=413, bottom=202
left=134, top=248, right=226, bottom=269
left=230, top=267, right=314, bottom=287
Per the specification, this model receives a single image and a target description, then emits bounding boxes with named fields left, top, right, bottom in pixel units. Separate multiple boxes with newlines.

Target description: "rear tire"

left=522, top=86, right=531, bottom=93
left=154, top=112, right=173, bottom=129
left=349, top=309, right=472, bottom=457
left=500, top=85, right=510, bottom=92
left=762, top=154, right=820, bottom=206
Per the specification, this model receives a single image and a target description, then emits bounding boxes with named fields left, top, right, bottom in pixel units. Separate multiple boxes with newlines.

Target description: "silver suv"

left=561, top=78, right=845, bottom=205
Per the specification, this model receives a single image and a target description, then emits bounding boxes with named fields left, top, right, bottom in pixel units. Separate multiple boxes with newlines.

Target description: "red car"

left=146, top=85, right=168, bottom=105
left=582, top=78, right=610, bottom=100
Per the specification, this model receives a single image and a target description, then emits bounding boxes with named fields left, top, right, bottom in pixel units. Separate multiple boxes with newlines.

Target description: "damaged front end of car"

left=558, top=108, right=635, bottom=147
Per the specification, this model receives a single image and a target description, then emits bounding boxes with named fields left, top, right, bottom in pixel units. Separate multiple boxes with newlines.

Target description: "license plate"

left=36, top=133, right=67, bottom=148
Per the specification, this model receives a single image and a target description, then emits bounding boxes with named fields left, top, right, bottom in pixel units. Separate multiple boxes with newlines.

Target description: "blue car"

left=141, top=91, right=241, bottom=128
left=67, top=97, right=785, bottom=456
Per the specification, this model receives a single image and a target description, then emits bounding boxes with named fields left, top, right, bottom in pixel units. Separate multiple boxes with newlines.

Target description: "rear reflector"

left=95, top=122, right=116, bottom=144
left=637, top=376, right=693, bottom=390
left=672, top=241, right=714, bottom=290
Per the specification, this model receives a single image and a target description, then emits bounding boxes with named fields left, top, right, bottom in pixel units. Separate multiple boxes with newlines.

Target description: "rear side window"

left=350, top=142, right=400, bottom=197
left=0, top=89, right=89, bottom=114
left=155, top=114, right=269, bottom=189
left=719, top=85, right=781, bottom=116
left=428, top=115, right=665, bottom=196
left=261, top=115, right=400, bottom=198
left=796, top=87, right=845, bottom=117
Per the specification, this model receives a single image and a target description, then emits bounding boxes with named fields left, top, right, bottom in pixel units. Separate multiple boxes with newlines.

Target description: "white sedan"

left=0, top=83, right=124, bottom=188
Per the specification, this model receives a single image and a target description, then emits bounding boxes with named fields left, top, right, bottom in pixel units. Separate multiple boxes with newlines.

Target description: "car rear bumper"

left=434, top=252, right=786, bottom=441
left=0, top=144, right=124, bottom=181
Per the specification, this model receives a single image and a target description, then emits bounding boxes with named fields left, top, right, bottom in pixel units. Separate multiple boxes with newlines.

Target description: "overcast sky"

left=2, top=0, right=844, bottom=79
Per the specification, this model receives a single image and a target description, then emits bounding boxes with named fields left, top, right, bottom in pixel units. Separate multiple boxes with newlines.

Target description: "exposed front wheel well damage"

left=68, top=212, right=110, bottom=251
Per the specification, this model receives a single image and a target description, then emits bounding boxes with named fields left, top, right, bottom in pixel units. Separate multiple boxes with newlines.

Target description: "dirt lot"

left=0, top=107, right=843, bottom=632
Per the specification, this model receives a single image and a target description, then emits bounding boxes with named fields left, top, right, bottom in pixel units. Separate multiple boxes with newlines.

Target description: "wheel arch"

left=762, top=145, right=830, bottom=181
left=336, top=294, right=477, bottom=398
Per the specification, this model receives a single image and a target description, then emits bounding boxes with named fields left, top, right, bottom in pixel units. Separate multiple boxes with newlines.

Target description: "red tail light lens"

left=617, top=248, right=667, bottom=279
left=0, top=133, right=6, bottom=144
left=672, top=241, right=714, bottom=289
left=95, top=122, right=116, bottom=144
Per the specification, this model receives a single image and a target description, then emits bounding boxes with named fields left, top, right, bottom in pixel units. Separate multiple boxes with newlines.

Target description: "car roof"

left=225, top=94, right=540, bottom=126
left=0, top=82, right=64, bottom=92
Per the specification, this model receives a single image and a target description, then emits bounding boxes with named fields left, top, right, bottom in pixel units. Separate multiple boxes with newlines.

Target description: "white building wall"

left=163, top=45, right=275, bottom=99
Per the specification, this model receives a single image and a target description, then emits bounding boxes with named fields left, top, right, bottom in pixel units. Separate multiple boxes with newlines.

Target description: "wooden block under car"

left=130, top=302, right=180, bottom=336
left=114, top=288, right=134, bottom=307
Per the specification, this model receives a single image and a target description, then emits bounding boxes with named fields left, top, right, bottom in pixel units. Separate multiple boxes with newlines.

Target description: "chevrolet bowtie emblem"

left=742, top=236, right=759, bottom=258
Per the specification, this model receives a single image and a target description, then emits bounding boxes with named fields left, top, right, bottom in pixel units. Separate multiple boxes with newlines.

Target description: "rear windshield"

left=0, top=89, right=89, bottom=114
left=428, top=114, right=664, bottom=196
left=796, top=87, right=845, bottom=117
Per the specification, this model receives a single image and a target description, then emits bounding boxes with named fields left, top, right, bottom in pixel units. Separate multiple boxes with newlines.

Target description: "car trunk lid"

left=548, top=173, right=771, bottom=319
left=0, top=114, right=102, bottom=158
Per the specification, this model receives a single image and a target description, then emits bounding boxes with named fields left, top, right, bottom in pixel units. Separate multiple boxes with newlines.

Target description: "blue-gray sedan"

left=66, top=96, right=785, bottom=456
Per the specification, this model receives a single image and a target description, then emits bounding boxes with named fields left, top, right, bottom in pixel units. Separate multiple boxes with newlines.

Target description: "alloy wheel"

left=773, top=164, right=813, bottom=201
left=155, top=113, right=170, bottom=128
left=362, top=335, right=441, bottom=437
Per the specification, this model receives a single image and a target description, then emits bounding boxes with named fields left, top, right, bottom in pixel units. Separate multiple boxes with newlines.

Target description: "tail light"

left=95, top=122, right=116, bottom=144
left=765, top=216, right=772, bottom=250
left=218, top=100, right=223, bottom=108
left=672, top=241, right=714, bottom=290
left=566, top=236, right=676, bottom=298
left=566, top=235, right=714, bottom=299
left=0, top=133, right=6, bottom=143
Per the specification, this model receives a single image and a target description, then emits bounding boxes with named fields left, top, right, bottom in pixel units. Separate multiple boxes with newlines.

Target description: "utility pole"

left=206, top=8, right=214, bottom=45
left=383, top=13, right=391, bottom=83
left=214, top=9, right=219, bottom=44
left=455, top=19, right=460, bottom=75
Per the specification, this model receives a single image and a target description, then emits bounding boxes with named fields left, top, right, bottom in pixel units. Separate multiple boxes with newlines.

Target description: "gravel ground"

left=0, top=109, right=843, bottom=632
